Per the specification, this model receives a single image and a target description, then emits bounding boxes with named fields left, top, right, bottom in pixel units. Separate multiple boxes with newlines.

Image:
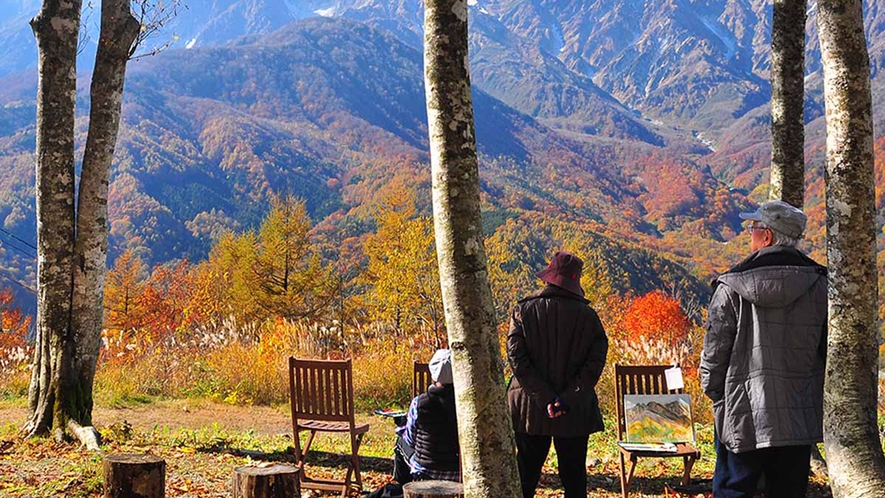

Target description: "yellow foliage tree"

left=361, top=187, right=444, bottom=346
left=207, top=195, right=339, bottom=323
left=104, top=249, right=146, bottom=330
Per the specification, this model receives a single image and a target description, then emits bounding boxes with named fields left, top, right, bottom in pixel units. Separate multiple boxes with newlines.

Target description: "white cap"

left=429, top=349, right=453, bottom=384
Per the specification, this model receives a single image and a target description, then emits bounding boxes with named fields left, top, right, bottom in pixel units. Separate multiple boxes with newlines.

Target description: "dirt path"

left=1, top=399, right=292, bottom=436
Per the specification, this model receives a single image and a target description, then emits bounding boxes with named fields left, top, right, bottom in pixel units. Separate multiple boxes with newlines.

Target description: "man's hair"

left=758, top=222, right=800, bottom=247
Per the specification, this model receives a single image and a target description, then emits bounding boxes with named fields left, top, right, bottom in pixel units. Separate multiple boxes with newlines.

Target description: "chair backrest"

left=289, top=357, right=355, bottom=425
left=614, top=364, right=684, bottom=440
left=412, top=361, right=432, bottom=398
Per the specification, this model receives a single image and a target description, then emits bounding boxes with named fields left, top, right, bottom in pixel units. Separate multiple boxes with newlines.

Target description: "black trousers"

left=515, top=432, right=589, bottom=498
left=713, top=432, right=811, bottom=498
left=393, top=435, right=415, bottom=484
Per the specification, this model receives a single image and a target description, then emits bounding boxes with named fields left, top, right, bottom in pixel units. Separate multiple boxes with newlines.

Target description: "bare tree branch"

left=129, top=0, right=186, bottom=60
left=77, top=1, right=95, bottom=55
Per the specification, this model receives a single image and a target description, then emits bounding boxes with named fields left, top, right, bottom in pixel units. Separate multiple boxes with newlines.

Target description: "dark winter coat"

left=507, top=285, right=609, bottom=437
left=414, top=384, right=460, bottom=471
left=701, top=245, right=827, bottom=453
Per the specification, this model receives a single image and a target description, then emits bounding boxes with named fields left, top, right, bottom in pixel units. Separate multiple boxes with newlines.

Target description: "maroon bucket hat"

left=537, top=251, right=584, bottom=297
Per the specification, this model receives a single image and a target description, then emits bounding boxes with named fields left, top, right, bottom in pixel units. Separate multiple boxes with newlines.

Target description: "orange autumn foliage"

left=0, top=288, right=31, bottom=378
left=622, top=290, right=690, bottom=348
left=0, top=288, right=29, bottom=348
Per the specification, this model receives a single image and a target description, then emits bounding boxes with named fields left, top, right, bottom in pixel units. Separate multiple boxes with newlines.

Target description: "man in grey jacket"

left=701, top=200, right=827, bottom=498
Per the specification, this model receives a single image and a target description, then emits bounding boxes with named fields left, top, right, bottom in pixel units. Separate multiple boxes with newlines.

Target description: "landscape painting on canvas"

left=624, top=394, right=695, bottom=443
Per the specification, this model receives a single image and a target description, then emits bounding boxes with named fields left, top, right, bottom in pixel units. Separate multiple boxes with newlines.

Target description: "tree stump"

left=403, top=480, right=463, bottom=498
left=232, top=465, right=300, bottom=498
left=103, top=453, right=165, bottom=498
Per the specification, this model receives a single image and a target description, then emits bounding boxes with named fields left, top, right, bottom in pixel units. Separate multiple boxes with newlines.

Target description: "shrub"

left=0, top=288, right=32, bottom=397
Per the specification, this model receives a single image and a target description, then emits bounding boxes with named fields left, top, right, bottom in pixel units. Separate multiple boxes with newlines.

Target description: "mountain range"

left=1, top=0, right=885, bottom=310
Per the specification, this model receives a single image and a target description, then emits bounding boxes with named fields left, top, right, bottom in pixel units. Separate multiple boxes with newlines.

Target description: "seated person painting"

left=393, top=349, right=461, bottom=484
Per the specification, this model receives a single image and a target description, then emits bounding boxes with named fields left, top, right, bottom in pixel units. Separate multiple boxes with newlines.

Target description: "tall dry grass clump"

left=0, top=346, right=30, bottom=397
left=93, top=316, right=435, bottom=409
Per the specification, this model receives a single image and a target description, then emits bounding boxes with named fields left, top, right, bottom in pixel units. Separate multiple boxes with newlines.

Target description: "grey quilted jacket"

left=700, top=245, right=827, bottom=453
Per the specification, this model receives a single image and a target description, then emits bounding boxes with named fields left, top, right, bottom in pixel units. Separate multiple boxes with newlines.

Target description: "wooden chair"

left=412, top=361, right=432, bottom=398
left=289, top=357, right=369, bottom=497
left=615, top=364, right=701, bottom=498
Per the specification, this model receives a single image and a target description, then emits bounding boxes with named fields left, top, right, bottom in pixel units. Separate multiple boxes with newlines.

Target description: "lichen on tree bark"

left=26, top=0, right=139, bottom=442
left=817, top=0, right=885, bottom=495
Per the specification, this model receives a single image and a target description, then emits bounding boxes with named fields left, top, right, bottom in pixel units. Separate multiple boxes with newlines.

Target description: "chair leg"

left=353, top=433, right=364, bottom=490
left=297, top=430, right=318, bottom=482
left=619, top=452, right=629, bottom=498
left=681, top=455, right=696, bottom=486
left=303, top=430, right=317, bottom=459
left=341, top=449, right=353, bottom=498
left=626, top=457, right=638, bottom=489
left=342, top=432, right=364, bottom=498
left=340, top=469, right=351, bottom=498
left=293, top=428, right=304, bottom=476
left=339, top=432, right=364, bottom=498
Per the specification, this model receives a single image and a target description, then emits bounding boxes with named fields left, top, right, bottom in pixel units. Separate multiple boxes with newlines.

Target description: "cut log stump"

left=232, top=465, right=300, bottom=498
left=103, top=453, right=165, bottom=498
left=403, top=480, right=463, bottom=498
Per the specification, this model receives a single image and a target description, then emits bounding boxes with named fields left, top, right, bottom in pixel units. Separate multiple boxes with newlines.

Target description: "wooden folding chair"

left=412, top=361, right=432, bottom=398
left=289, top=357, right=369, bottom=498
left=615, top=364, right=701, bottom=498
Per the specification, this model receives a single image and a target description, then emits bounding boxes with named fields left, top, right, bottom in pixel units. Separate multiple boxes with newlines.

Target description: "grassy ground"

left=0, top=397, right=832, bottom=497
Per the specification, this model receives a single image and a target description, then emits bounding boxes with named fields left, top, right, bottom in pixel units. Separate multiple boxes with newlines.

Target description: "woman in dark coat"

left=507, top=251, right=609, bottom=498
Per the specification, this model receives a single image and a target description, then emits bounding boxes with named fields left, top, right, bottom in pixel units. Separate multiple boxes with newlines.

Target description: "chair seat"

left=619, top=442, right=700, bottom=459
left=298, top=420, right=370, bottom=434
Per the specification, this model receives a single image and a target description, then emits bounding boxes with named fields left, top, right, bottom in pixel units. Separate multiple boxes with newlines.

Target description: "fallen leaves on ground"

left=0, top=401, right=834, bottom=498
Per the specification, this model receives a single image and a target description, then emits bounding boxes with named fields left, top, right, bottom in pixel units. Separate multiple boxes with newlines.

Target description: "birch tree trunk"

left=71, top=0, right=139, bottom=426
left=817, top=0, right=885, bottom=495
left=25, top=0, right=83, bottom=439
left=423, top=1, right=521, bottom=497
left=26, top=0, right=139, bottom=440
left=769, top=0, right=806, bottom=208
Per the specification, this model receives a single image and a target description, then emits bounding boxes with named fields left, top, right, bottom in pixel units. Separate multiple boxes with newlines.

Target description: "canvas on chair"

left=623, top=394, right=695, bottom=443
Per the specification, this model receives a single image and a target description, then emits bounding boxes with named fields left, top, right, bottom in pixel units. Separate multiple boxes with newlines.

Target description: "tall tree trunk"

left=25, top=0, right=83, bottom=439
left=71, top=0, right=139, bottom=427
left=423, top=1, right=521, bottom=497
left=769, top=0, right=806, bottom=208
left=770, top=0, right=828, bottom=475
left=27, top=0, right=139, bottom=441
left=817, top=0, right=885, bottom=495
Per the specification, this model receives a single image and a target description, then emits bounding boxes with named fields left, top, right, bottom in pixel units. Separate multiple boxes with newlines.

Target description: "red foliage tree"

left=622, top=290, right=690, bottom=348
left=0, top=288, right=30, bottom=346
left=0, top=288, right=32, bottom=374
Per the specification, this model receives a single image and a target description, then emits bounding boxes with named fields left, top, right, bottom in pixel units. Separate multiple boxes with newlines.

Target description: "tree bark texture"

left=769, top=0, right=806, bottom=208
left=423, top=1, right=521, bottom=497
left=72, top=0, right=139, bottom=426
left=231, top=465, right=300, bottom=498
left=817, top=0, right=885, bottom=496
left=403, top=480, right=464, bottom=498
left=25, top=0, right=83, bottom=438
left=103, top=453, right=165, bottom=498
left=27, top=0, right=139, bottom=439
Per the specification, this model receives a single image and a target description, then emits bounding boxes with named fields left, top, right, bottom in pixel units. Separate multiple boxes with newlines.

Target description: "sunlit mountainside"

left=2, top=0, right=885, bottom=312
